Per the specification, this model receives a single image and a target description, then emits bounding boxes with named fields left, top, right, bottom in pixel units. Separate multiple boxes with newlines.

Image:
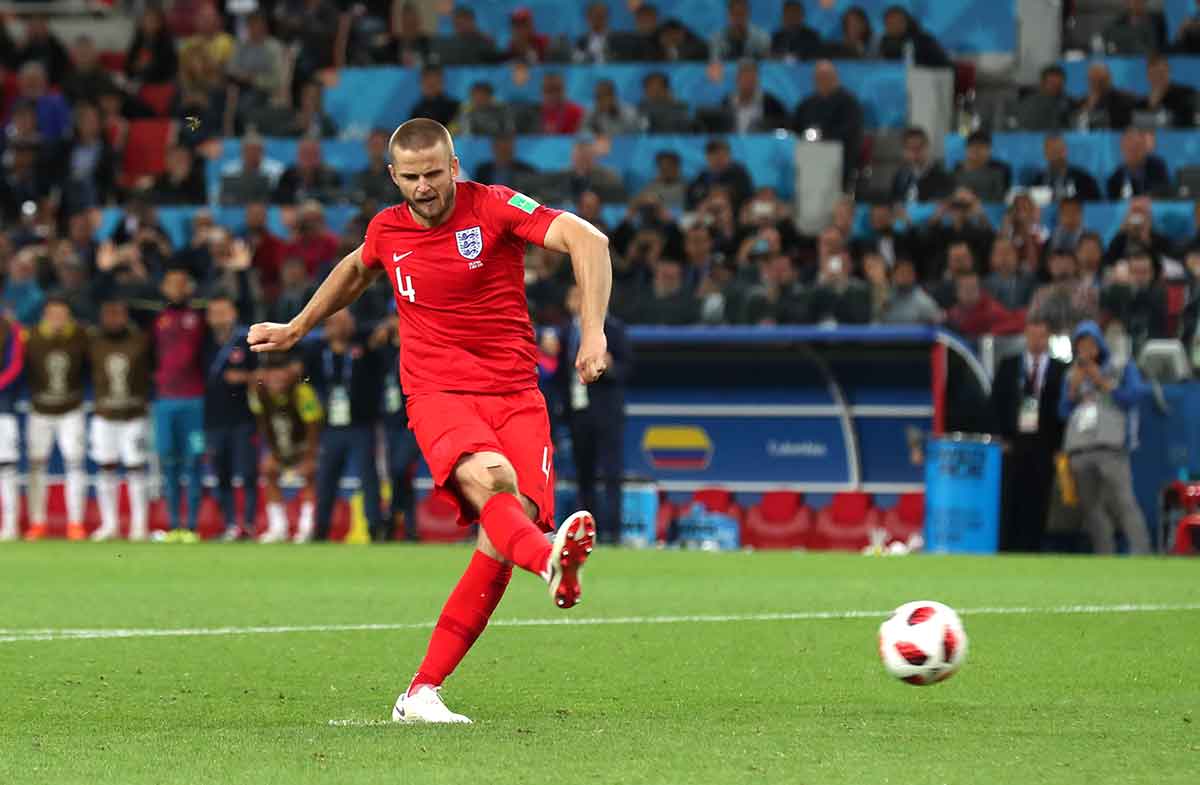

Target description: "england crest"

left=455, top=226, right=483, bottom=260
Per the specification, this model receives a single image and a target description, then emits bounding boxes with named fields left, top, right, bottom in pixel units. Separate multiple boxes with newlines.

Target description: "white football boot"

left=546, top=510, right=596, bottom=609
left=391, top=685, right=472, bottom=724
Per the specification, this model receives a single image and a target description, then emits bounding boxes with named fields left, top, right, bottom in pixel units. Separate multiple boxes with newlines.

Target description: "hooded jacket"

left=1059, top=320, right=1148, bottom=452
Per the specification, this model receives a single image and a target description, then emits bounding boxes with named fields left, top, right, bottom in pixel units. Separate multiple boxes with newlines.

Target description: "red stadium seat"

left=119, top=118, right=173, bottom=188
left=881, top=492, right=925, bottom=543
left=415, top=492, right=471, bottom=543
left=691, top=486, right=743, bottom=526
left=809, top=492, right=880, bottom=551
left=138, top=83, right=177, bottom=117
left=743, top=491, right=812, bottom=550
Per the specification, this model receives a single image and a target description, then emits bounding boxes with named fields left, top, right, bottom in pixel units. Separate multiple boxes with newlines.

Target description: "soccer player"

left=204, top=292, right=259, bottom=541
left=249, top=118, right=613, bottom=723
left=24, top=296, right=88, bottom=541
left=248, top=354, right=322, bottom=543
left=0, top=314, right=25, bottom=541
left=88, top=298, right=153, bottom=542
left=153, top=267, right=208, bottom=542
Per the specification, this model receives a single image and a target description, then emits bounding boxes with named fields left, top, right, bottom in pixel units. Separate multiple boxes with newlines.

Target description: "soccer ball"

left=877, top=600, right=968, bottom=685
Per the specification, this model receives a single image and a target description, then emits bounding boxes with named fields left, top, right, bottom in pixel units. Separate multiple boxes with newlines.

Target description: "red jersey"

left=362, top=180, right=563, bottom=395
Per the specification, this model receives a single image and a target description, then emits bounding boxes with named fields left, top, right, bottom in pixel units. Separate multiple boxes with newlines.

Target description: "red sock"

left=410, top=550, right=513, bottom=693
left=478, top=493, right=552, bottom=576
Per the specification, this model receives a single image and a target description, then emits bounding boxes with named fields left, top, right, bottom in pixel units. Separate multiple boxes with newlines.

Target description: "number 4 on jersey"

left=396, top=270, right=416, bottom=303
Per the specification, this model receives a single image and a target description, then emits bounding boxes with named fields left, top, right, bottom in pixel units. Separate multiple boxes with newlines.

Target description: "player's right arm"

left=248, top=244, right=380, bottom=353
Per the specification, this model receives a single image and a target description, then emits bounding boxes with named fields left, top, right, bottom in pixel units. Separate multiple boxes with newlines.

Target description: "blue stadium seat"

left=98, top=206, right=360, bottom=249
left=1060, top=56, right=1200, bottom=97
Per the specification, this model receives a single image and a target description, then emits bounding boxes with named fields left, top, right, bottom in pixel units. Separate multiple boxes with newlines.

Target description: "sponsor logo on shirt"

left=507, top=193, right=539, bottom=214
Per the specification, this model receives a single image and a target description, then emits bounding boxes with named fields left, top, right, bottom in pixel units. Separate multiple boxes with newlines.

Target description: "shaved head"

left=388, top=118, right=455, bottom=160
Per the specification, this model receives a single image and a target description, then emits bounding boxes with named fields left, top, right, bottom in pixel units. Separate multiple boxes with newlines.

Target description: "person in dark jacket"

left=772, top=1, right=822, bottom=60
left=891, top=127, right=954, bottom=203
left=793, top=60, right=864, bottom=183
left=1030, top=135, right=1102, bottom=202
left=559, top=285, right=631, bottom=545
left=989, top=316, right=1067, bottom=552
left=1136, top=54, right=1195, bottom=129
left=125, top=5, right=178, bottom=85
left=1106, top=128, right=1170, bottom=200
left=877, top=6, right=950, bottom=67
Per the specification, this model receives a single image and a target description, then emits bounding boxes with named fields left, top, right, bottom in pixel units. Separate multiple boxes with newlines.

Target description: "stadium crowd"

left=0, top=0, right=1195, bottom=551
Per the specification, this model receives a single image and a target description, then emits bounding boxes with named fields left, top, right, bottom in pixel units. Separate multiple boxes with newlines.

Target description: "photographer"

left=1059, top=321, right=1151, bottom=554
left=918, top=187, right=995, bottom=283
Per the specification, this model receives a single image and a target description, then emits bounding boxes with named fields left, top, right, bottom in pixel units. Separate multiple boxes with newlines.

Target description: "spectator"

left=0, top=140, right=50, bottom=223
left=713, top=60, right=788, bottom=134
left=446, top=5, right=498, bottom=64
left=474, top=134, right=535, bottom=186
left=203, top=292, right=258, bottom=541
left=125, top=5, right=178, bottom=86
left=350, top=128, right=396, bottom=206
left=219, top=134, right=282, bottom=206
left=929, top=240, right=978, bottom=308
left=1031, top=134, right=1102, bottom=202
left=1059, top=321, right=1150, bottom=555
left=638, top=150, right=687, bottom=209
left=455, top=82, right=515, bottom=137
left=953, top=131, right=1011, bottom=203
left=919, top=189, right=995, bottom=285
left=1, top=249, right=46, bottom=326
left=861, top=251, right=893, bottom=322
left=540, top=72, right=584, bottom=135
left=639, top=72, right=692, bottom=133
left=60, top=102, right=117, bottom=212
left=1107, top=128, right=1170, bottom=200
left=1075, top=62, right=1135, bottom=130
left=274, top=139, right=343, bottom=205
left=624, top=3, right=665, bottom=61
left=180, top=2, right=235, bottom=75
left=657, top=18, right=709, bottom=61
left=370, top=0, right=430, bottom=66
left=625, top=258, right=700, bottom=325
left=1000, top=191, right=1047, bottom=275
left=305, top=308, right=386, bottom=541
left=583, top=80, right=645, bottom=136
left=61, top=35, right=118, bottom=106
left=738, top=253, right=806, bottom=324
left=686, top=138, right=754, bottom=211
left=1029, top=249, right=1100, bottom=334
left=574, top=190, right=610, bottom=235
left=1136, top=54, right=1194, bottom=129
left=1014, top=65, right=1073, bottom=131
left=13, top=14, right=70, bottom=85
left=148, top=144, right=207, bottom=205
left=1046, top=196, right=1087, bottom=255
left=575, top=2, right=614, bottom=63
left=792, top=60, right=864, bottom=179
left=1174, top=0, right=1200, bottom=53
left=710, top=0, right=771, bottom=60
left=226, top=11, right=286, bottom=117
left=891, top=126, right=954, bottom=202
left=270, top=257, right=315, bottom=322
left=822, top=6, right=873, bottom=59
left=284, top=200, right=341, bottom=274
left=200, top=230, right=259, bottom=318
left=985, top=237, right=1036, bottom=310
left=1077, top=231, right=1106, bottom=288
left=177, top=36, right=225, bottom=97
left=1105, top=196, right=1172, bottom=264
left=558, top=285, right=630, bottom=544
left=13, top=63, right=71, bottom=141
left=989, top=316, right=1067, bottom=552
left=1102, top=0, right=1167, bottom=55
left=506, top=7, right=549, bottom=63
left=810, top=246, right=871, bottom=324
left=947, top=271, right=1025, bottom=337
left=562, top=138, right=625, bottom=203
left=276, top=0, right=341, bottom=81
left=239, top=202, right=285, bottom=300
left=1101, top=251, right=1169, bottom=348
left=64, top=211, right=98, bottom=274
left=880, top=257, right=942, bottom=324
left=772, top=0, right=822, bottom=60
left=263, top=81, right=337, bottom=138
left=851, top=202, right=915, bottom=267
left=877, top=5, right=950, bottom=67
left=682, top=223, right=721, bottom=291
left=409, top=65, right=460, bottom=128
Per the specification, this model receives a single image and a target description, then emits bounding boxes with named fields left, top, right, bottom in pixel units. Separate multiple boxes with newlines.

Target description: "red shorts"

left=406, top=387, right=555, bottom=532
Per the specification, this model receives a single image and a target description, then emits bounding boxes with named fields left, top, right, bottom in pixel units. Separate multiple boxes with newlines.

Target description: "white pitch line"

left=1, top=602, right=1198, bottom=645
left=327, top=719, right=394, bottom=728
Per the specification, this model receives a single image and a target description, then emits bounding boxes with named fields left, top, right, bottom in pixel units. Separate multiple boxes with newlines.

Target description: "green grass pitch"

left=1, top=544, right=1197, bottom=785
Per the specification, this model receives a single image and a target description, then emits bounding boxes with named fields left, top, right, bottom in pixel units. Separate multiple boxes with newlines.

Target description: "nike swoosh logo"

left=393, top=251, right=413, bottom=262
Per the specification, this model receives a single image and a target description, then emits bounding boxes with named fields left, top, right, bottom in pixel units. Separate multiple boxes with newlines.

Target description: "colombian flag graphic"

left=641, top=425, right=713, bottom=471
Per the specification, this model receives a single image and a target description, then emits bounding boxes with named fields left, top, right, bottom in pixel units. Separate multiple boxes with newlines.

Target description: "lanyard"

left=323, top=347, right=354, bottom=388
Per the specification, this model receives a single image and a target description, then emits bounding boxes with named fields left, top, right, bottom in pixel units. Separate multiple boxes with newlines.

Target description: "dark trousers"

left=1000, top=439, right=1056, bottom=552
left=385, top=421, right=421, bottom=540
left=316, top=425, right=382, bottom=541
left=206, top=422, right=259, bottom=530
left=570, top=408, right=624, bottom=544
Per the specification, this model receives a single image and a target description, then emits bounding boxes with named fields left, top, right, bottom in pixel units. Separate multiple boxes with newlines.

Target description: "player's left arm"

left=541, top=213, right=613, bottom=384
